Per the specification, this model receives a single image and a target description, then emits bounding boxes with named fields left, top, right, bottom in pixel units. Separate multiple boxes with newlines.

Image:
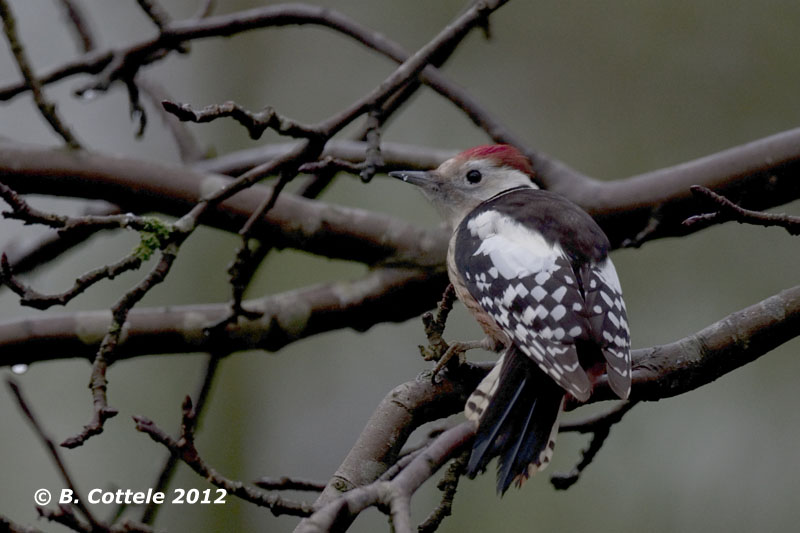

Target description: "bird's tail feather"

left=465, top=346, right=565, bottom=494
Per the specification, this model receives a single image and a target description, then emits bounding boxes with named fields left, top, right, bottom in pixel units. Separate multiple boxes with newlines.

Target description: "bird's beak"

left=388, top=170, right=433, bottom=187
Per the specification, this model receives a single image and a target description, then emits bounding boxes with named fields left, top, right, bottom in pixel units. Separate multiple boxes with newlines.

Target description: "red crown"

left=456, top=144, right=534, bottom=177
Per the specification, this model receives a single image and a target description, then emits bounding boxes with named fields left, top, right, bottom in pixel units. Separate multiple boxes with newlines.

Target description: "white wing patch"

left=461, top=210, right=593, bottom=401
left=468, top=211, right=560, bottom=279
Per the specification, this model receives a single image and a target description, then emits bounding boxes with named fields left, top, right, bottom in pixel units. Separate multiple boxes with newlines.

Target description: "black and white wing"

left=454, top=192, right=631, bottom=401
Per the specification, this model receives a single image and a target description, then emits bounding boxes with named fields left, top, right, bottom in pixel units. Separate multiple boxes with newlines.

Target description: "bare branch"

left=419, top=284, right=457, bottom=362
left=297, top=423, right=475, bottom=533
left=0, top=182, right=174, bottom=309
left=61, top=243, right=180, bottom=448
left=0, top=1, right=565, bottom=186
left=314, top=0, right=510, bottom=138
left=140, top=353, right=222, bottom=524
left=417, top=449, right=470, bottom=533
left=254, top=477, right=326, bottom=493
left=298, top=156, right=366, bottom=177
left=1, top=251, right=142, bottom=310
left=135, top=0, right=171, bottom=30
left=0, top=513, right=45, bottom=533
left=0, top=180, right=161, bottom=235
left=162, top=100, right=321, bottom=140
left=0, top=267, right=447, bottom=367
left=5, top=128, right=800, bottom=260
left=307, top=365, right=485, bottom=525
left=134, top=397, right=314, bottom=517
left=195, top=140, right=454, bottom=177
left=6, top=379, right=100, bottom=528
left=2, top=201, right=120, bottom=276
left=56, top=0, right=96, bottom=53
left=551, top=401, right=639, bottom=490
left=0, top=143, right=449, bottom=267
left=136, top=75, right=205, bottom=163
left=0, top=0, right=81, bottom=149
left=567, top=127, right=800, bottom=248
left=685, top=185, right=800, bottom=235
left=2, top=278, right=800, bottom=407
left=299, top=282, right=800, bottom=528
left=357, top=109, right=384, bottom=183
left=589, top=283, right=800, bottom=403
left=35, top=506, right=92, bottom=533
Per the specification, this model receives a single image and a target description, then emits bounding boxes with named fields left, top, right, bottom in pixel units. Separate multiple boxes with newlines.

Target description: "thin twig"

left=0, top=1, right=552, bottom=185
left=0, top=181, right=164, bottom=234
left=298, top=156, right=366, bottom=176
left=684, top=185, right=800, bottom=235
left=0, top=0, right=81, bottom=149
left=162, top=100, right=321, bottom=140
left=2, top=201, right=121, bottom=276
left=224, top=170, right=296, bottom=314
left=195, top=147, right=316, bottom=333
left=418, top=450, right=470, bottom=533
left=0, top=182, right=173, bottom=309
left=419, top=284, right=457, bottom=361
left=0, top=513, right=45, bottom=533
left=139, top=353, right=223, bottom=524
left=6, top=379, right=101, bottom=529
left=1, top=252, right=142, bottom=310
left=359, top=108, right=384, bottom=183
left=315, top=0, right=510, bottom=138
left=168, top=0, right=505, bottom=331
left=57, top=0, right=96, bottom=53
left=134, top=397, right=314, bottom=517
left=551, top=401, right=639, bottom=490
left=135, top=0, right=171, bottom=30
left=254, top=477, right=326, bottom=492
left=61, top=245, right=180, bottom=449
left=136, top=75, right=205, bottom=163
left=35, top=506, right=92, bottom=533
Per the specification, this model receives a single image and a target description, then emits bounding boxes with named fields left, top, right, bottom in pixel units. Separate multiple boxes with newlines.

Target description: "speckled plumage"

left=390, top=145, right=631, bottom=494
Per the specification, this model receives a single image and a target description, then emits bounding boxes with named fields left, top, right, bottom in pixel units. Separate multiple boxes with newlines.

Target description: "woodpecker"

left=390, top=144, right=631, bottom=494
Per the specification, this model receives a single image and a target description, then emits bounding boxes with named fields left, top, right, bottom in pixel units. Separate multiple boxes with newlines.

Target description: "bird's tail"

left=465, top=346, right=565, bottom=494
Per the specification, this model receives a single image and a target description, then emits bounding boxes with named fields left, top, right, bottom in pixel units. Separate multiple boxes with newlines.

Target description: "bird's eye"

left=466, top=169, right=482, bottom=183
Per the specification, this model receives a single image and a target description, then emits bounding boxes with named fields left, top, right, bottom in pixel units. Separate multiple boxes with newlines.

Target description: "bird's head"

left=390, top=144, right=537, bottom=229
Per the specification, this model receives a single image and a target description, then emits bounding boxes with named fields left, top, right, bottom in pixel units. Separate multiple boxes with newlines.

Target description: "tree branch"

left=139, top=353, right=222, bottom=525
left=0, top=143, right=449, bottom=267
left=0, top=0, right=81, bottom=149
left=299, top=283, right=800, bottom=528
left=550, top=401, right=639, bottom=490
left=0, top=267, right=447, bottom=367
left=2, top=201, right=120, bottom=276
left=6, top=379, right=100, bottom=528
left=586, top=283, right=800, bottom=403
left=4, top=128, right=800, bottom=264
left=192, top=140, right=454, bottom=177
left=297, top=422, right=477, bottom=533
left=134, top=397, right=314, bottom=517
left=555, top=127, right=800, bottom=248
left=56, top=0, right=96, bottom=53
left=684, top=185, right=800, bottom=235
left=162, top=100, right=321, bottom=140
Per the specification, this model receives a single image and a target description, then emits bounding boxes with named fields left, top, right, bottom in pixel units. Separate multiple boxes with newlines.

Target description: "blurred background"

left=1, top=1, right=799, bottom=531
